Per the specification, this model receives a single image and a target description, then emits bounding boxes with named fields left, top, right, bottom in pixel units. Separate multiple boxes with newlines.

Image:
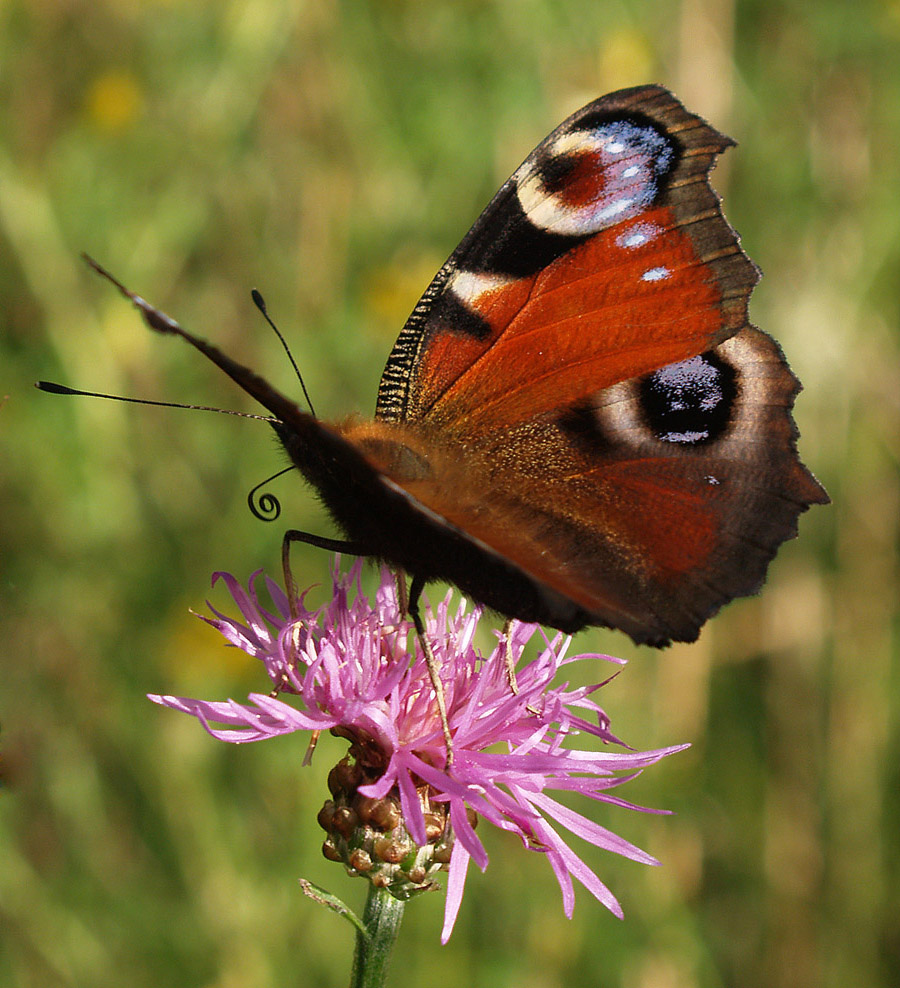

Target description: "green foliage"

left=2, top=1, right=896, bottom=986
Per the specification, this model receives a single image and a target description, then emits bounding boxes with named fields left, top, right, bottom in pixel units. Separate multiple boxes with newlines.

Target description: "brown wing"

left=346, top=328, right=827, bottom=644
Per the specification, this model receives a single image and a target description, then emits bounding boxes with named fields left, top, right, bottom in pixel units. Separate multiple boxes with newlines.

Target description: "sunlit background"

left=2, top=1, right=898, bottom=986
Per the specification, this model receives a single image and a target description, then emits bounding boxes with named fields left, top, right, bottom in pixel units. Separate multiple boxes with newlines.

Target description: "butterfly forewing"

left=375, top=85, right=758, bottom=435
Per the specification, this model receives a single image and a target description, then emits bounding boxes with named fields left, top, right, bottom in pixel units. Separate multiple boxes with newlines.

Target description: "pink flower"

left=150, top=561, right=687, bottom=941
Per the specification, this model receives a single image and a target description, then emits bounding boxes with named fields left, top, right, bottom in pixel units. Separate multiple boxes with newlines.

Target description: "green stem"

left=349, top=885, right=405, bottom=988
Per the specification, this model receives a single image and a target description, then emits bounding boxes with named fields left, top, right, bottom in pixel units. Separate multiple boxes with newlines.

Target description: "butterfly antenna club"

left=79, top=255, right=307, bottom=429
left=251, top=288, right=316, bottom=418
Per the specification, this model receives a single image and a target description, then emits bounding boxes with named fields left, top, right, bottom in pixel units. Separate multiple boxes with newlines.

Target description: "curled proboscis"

left=247, top=466, right=296, bottom=522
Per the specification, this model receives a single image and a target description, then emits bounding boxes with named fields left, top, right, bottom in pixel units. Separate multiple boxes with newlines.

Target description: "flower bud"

left=317, top=753, right=461, bottom=900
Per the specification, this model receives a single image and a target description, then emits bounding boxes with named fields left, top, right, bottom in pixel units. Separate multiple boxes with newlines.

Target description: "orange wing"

left=375, top=86, right=757, bottom=437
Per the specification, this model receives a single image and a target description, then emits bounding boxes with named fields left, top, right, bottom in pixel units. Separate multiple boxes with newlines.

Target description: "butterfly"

left=73, top=85, right=829, bottom=648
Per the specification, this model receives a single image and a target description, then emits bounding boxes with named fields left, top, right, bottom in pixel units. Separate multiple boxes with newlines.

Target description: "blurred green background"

left=2, top=0, right=897, bottom=985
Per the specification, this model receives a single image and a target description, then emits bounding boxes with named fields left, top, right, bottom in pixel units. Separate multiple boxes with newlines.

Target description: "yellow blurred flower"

left=597, top=26, right=656, bottom=92
left=364, top=251, right=444, bottom=339
left=85, top=69, right=143, bottom=133
left=163, top=596, right=257, bottom=685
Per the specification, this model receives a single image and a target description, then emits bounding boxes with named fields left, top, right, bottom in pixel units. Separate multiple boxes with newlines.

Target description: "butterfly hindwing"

left=365, top=327, right=825, bottom=643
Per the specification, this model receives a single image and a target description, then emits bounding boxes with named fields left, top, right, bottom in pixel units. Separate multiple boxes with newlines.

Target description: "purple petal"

left=441, top=842, right=471, bottom=944
left=151, top=561, right=688, bottom=940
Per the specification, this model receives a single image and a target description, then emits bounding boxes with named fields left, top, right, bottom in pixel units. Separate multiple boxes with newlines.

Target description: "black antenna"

left=40, top=255, right=307, bottom=527
left=251, top=289, right=316, bottom=418
left=35, top=381, right=276, bottom=422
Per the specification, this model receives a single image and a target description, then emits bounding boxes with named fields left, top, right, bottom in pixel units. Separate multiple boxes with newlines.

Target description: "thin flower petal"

left=442, top=839, right=471, bottom=944
left=528, top=791, right=659, bottom=865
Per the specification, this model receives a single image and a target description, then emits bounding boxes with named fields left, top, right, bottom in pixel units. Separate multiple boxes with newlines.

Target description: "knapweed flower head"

left=150, top=561, right=687, bottom=941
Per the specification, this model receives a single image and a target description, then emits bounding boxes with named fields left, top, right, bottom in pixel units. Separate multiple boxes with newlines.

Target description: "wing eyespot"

left=638, top=351, right=736, bottom=445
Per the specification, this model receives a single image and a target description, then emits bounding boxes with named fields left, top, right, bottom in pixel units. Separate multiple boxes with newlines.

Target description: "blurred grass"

left=1, top=1, right=897, bottom=986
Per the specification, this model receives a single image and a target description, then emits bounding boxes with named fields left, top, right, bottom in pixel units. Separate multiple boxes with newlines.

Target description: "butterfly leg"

left=281, top=529, right=371, bottom=619
left=501, top=618, right=519, bottom=693
left=280, top=529, right=371, bottom=765
left=501, top=618, right=541, bottom=717
left=395, top=569, right=410, bottom=615
left=408, top=573, right=454, bottom=766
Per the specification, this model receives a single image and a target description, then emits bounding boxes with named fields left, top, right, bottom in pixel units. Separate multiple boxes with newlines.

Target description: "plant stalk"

left=348, top=885, right=405, bottom=988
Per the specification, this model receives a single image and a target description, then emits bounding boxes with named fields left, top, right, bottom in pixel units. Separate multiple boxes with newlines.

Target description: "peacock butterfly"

left=74, top=85, right=829, bottom=646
